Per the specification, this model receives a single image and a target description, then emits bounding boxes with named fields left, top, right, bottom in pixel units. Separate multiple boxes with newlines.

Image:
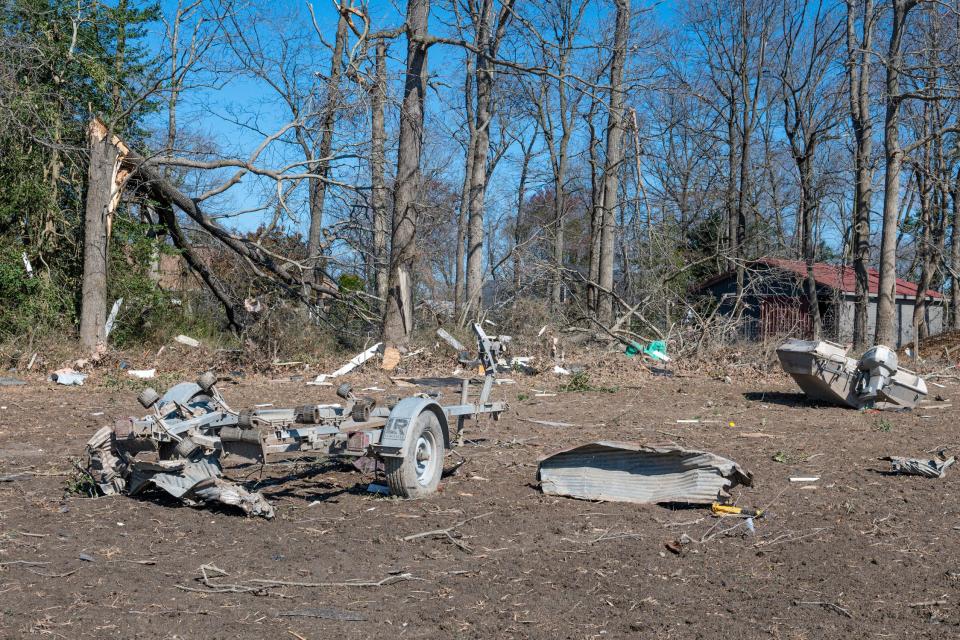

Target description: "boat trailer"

left=85, top=324, right=510, bottom=518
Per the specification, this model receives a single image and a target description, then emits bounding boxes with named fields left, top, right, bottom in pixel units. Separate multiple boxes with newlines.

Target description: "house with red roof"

left=695, top=258, right=944, bottom=347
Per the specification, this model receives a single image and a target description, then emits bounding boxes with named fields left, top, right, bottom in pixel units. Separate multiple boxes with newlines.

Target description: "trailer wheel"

left=384, top=410, right=444, bottom=498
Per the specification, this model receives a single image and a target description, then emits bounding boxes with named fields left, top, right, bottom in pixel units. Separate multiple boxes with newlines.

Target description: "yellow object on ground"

left=711, top=502, right=763, bottom=518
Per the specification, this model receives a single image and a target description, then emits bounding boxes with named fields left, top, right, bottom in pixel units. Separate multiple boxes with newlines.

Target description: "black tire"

left=384, top=411, right=444, bottom=498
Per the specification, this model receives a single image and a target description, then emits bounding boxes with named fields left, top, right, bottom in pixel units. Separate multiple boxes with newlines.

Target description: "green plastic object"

left=643, top=340, right=669, bottom=362
left=624, top=341, right=643, bottom=357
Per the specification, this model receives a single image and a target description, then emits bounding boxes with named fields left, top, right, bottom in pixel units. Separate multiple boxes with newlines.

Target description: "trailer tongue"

left=85, top=324, right=509, bottom=517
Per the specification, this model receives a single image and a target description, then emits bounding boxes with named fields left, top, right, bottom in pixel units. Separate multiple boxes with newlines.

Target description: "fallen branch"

left=402, top=511, right=493, bottom=554
left=176, top=563, right=418, bottom=595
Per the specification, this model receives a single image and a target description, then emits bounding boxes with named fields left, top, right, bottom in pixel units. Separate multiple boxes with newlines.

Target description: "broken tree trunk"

left=383, top=0, right=431, bottom=346
left=79, top=119, right=124, bottom=352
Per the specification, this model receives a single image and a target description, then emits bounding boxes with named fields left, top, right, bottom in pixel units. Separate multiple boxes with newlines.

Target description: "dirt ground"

left=1, top=365, right=959, bottom=639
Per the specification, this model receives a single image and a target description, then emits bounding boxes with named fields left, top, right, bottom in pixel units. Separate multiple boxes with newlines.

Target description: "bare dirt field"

left=1, top=368, right=959, bottom=639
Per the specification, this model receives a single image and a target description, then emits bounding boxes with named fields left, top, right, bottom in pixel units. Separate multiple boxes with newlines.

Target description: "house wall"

left=836, top=297, right=944, bottom=347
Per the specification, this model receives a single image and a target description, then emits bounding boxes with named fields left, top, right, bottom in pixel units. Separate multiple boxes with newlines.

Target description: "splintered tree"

left=79, top=120, right=124, bottom=352
left=382, top=0, right=431, bottom=345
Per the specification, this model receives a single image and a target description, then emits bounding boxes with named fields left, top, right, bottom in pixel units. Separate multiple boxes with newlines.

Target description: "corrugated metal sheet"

left=538, top=441, right=752, bottom=505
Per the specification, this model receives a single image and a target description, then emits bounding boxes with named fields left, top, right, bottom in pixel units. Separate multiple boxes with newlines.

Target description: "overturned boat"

left=776, top=339, right=927, bottom=410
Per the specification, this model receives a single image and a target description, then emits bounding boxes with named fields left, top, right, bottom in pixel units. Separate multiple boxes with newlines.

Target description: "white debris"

left=22, top=252, right=33, bottom=278
left=553, top=365, right=571, bottom=375
left=52, top=369, right=87, bottom=385
left=789, top=476, right=820, bottom=483
left=175, top=335, right=201, bottom=348
left=127, top=369, right=156, bottom=379
left=104, top=298, right=123, bottom=339
left=308, top=342, right=383, bottom=385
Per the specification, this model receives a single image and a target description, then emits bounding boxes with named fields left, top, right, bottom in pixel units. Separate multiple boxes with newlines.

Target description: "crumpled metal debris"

left=537, top=441, right=753, bottom=505
left=881, top=451, right=955, bottom=478
left=85, top=379, right=274, bottom=519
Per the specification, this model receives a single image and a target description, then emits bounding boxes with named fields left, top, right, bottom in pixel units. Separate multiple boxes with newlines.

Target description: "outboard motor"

left=858, top=345, right=898, bottom=401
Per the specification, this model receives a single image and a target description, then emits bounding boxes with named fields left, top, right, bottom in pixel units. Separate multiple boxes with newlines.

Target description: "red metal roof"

left=756, top=258, right=942, bottom=299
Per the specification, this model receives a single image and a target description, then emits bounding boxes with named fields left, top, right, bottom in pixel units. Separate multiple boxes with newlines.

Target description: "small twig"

left=793, top=600, right=853, bottom=618
left=909, top=599, right=948, bottom=607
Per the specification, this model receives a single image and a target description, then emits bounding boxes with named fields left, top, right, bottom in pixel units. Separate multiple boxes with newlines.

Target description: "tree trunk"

left=875, top=0, right=915, bottom=346
left=596, top=0, right=630, bottom=326
left=306, top=10, right=349, bottom=282
left=587, top=106, right=601, bottom=314
left=80, top=120, right=121, bottom=352
left=454, top=52, right=476, bottom=316
left=464, top=0, right=514, bottom=320
left=370, top=39, right=389, bottom=308
left=383, top=0, right=430, bottom=345
left=952, top=174, right=960, bottom=329
left=847, top=0, right=875, bottom=349
left=799, top=158, right=822, bottom=338
left=513, top=134, right=535, bottom=295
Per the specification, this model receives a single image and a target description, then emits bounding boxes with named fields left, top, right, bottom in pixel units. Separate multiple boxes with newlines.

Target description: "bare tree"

left=370, top=38, right=390, bottom=307
left=462, top=0, right=517, bottom=319
left=596, top=0, right=631, bottom=326
left=776, top=0, right=844, bottom=337
left=382, top=0, right=431, bottom=345
left=845, top=0, right=878, bottom=348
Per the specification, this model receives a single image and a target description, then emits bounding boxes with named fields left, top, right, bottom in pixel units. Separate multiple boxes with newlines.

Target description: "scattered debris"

left=51, top=369, right=87, bottom=386
left=789, top=476, right=820, bottom=483
left=881, top=451, right=955, bottom=478
left=553, top=365, right=571, bottom=375
left=84, top=325, right=509, bottom=517
left=777, top=339, right=927, bottom=410
left=538, top=442, right=752, bottom=505
left=127, top=368, right=156, bottom=379
left=21, top=251, right=33, bottom=278
left=104, top=298, right=123, bottom=339
left=436, top=328, right=468, bottom=353
left=175, top=334, right=201, bottom=348
left=244, top=297, right=263, bottom=313
left=309, top=342, right=383, bottom=385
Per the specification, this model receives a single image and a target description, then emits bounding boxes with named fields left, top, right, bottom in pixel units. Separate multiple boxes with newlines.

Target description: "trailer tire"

left=384, top=410, right=444, bottom=498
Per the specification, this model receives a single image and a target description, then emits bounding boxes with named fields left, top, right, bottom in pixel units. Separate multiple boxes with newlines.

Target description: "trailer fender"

left=377, top=397, right=450, bottom=457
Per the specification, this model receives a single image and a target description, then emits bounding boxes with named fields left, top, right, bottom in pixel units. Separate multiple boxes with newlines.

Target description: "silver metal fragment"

left=537, top=441, right=753, bottom=505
